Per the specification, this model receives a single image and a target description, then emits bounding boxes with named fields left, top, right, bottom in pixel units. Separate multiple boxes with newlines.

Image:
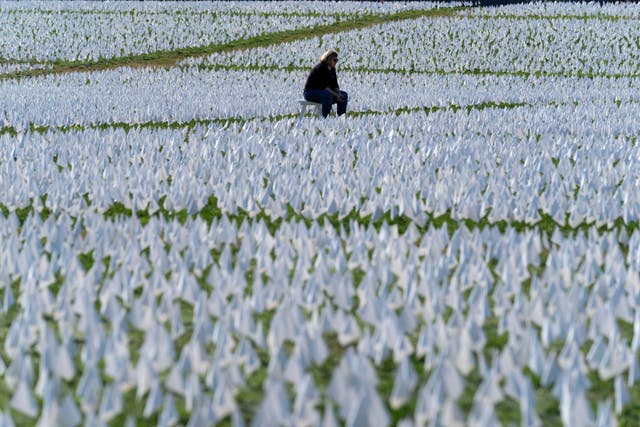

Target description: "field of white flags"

left=3, top=1, right=640, bottom=426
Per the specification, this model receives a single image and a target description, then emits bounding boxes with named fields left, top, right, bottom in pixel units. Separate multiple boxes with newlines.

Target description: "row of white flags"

left=0, top=203, right=638, bottom=425
left=0, top=1, right=413, bottom=63
left=1, top=111, right=638, bottom=225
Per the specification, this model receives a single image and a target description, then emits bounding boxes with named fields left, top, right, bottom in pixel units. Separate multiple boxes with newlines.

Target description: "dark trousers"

left=303, top=89, right=348, bottom=118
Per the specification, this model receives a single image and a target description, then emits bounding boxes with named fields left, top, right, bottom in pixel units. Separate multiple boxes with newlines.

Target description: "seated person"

left=303, top=49, right=348, bottom=118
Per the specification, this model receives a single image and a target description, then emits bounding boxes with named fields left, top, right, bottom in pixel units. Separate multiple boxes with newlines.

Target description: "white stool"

left=298, top=100, right=322, bottom=119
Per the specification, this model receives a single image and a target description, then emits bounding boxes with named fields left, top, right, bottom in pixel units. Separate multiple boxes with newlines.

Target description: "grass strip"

left=2, top=190, right=638, bottom=243
left=3, top=8, right=377, bottom=19
left=183, top=60, right=640, bottom=81
left=0, top=57, right=43, bottom=65
left=0, top=99, right=532, bottom=138
left=0, top=7, right=462, bottom=80
left=459, top=11, right=640, bottom=22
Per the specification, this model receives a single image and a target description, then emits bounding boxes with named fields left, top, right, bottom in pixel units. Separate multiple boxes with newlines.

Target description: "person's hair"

left=320, top=49, right=338, bottom=64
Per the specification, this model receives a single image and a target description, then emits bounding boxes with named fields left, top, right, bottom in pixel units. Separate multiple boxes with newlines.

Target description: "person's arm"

left=327, top=69, right=343, bottom=102
left=325, top=87, right=344, bottom=102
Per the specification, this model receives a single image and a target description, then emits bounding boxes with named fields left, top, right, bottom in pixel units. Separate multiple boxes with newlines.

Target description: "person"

left=303, top=49, right=348, bottom=118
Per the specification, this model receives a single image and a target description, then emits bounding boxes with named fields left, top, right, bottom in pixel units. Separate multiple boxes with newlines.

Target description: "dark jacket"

left=304, top=62, right=339, bottom=92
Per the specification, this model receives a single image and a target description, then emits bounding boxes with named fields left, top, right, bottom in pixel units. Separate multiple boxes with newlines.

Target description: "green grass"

left=187, top=59, right=640, bottom=81
left=2, top=191, right=640, bottom=251
left=10, top=94, right=640, bottom=139
left=5, top=8, right=374, bottom=19
left=620, top=382, right=640, bottom=427
left=462, top=11, right=639, bottom=22
left=0, top=292, right=27, bottom=424
left=0, top=99, right=556, bottom=139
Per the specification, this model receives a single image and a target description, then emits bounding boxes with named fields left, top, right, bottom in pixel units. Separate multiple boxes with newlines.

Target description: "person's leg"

left=304, top=90, right=333, bottom=118
left=336, top=90, right=348, bottom=116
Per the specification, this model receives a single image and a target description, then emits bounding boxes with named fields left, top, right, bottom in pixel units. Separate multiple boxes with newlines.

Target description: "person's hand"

left=335, top=94, right=344, bottom=103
